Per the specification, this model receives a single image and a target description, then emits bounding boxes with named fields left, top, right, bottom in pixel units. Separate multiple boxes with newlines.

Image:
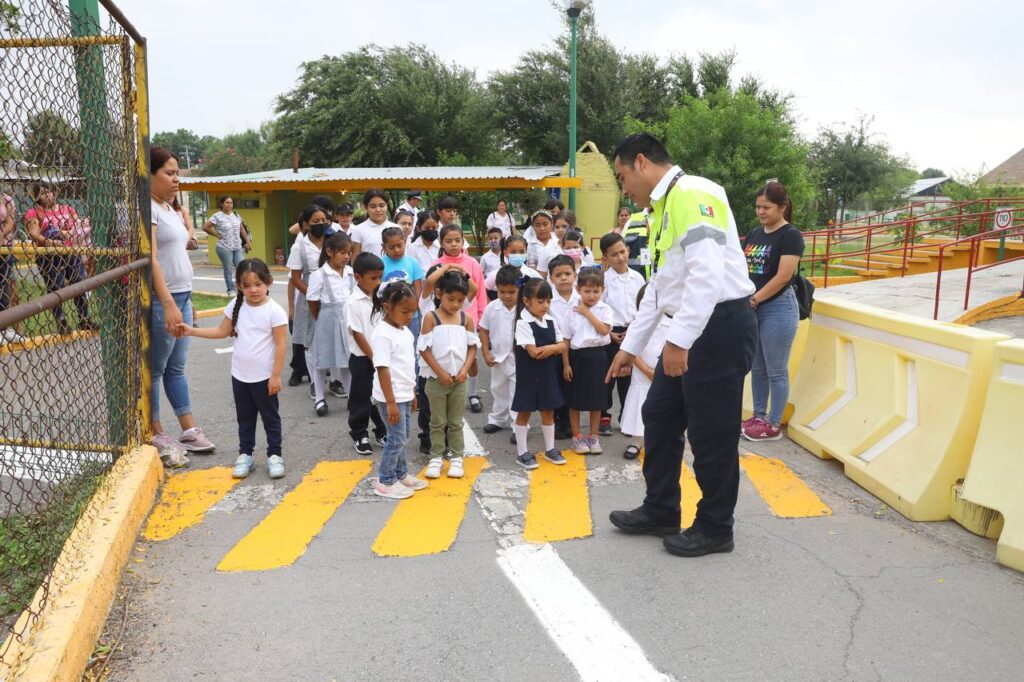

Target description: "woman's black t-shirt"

left=743, top=224, right=805, bottom=304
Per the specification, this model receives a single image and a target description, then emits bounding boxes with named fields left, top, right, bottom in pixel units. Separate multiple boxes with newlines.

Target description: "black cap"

left=407, top=191, right=421, bottom=198
left=337, top=203, right=354, bottom=214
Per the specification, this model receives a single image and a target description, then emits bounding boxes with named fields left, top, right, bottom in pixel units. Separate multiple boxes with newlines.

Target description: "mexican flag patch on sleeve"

left=699, top=203, right=715, bottom=218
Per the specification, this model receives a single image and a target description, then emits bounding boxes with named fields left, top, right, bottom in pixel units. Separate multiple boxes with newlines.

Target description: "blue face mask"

left=508, top=254, right=527, bottom=268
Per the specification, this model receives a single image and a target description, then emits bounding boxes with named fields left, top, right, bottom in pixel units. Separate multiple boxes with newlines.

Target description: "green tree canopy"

left=269, top=45, right=497, bottom=168
left=152, top=128, right=219, bottom=169
left=632, top=88, right=812, bottom=233
left=919, top=167, right=947, bottom=178
left=23, top=110, right=82, bottom=170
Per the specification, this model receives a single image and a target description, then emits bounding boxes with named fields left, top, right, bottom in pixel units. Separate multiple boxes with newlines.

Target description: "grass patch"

left=191, top=291, right=232, bottom=312
left=11, top=278, right=97, bottom=338
left=0, top=465, right=108, bottom=627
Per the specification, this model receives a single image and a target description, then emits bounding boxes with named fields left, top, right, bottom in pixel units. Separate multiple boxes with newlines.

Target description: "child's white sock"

left=468, top=375, right=478, bottom=397
left=310, top=367, right=326, bottom=402
left=513, top=424, right=529, bottom=456
left=541, top=423, right=555, bottom=451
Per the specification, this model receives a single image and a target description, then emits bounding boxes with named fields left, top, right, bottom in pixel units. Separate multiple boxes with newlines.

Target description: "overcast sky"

left=117, top=0, right=1023, bottom=176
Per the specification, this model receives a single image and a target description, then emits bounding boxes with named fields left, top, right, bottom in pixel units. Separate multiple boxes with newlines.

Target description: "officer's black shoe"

left=287, top=371, right=303, bottom=387
left=608, top=508, right=680, bottom=537
left=663, top=529, right=734, bottom=557
left=482, top=423, right=502, bottom=434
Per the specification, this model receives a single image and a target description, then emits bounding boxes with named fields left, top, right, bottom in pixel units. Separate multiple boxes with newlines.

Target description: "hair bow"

left=515, top=275, right=529, bottom=289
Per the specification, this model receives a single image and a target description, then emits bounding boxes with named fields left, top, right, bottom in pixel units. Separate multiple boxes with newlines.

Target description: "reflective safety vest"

left=622, top=210, right=650, bottom=279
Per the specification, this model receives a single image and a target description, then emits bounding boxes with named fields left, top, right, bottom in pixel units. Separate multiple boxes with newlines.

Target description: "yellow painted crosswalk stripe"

left=217, top=460, right=372, bottom=572
left=679, top=463, right=701, bottom=528
left=523, top=451, right=592, bottom=543
left=372, top=457, right=489, bottom=557
left=740, top=451, right=832, bottom=518
left=143, top=467, right=240, bottom=542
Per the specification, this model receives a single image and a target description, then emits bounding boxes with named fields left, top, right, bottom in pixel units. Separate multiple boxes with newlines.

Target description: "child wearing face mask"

left=483, top=235, right=540, bottom=290
left=561, top=229, right=596, bottom=267
left=408, top=210, right=441, bottom=274
left=480, top=226, right=503, bottom=302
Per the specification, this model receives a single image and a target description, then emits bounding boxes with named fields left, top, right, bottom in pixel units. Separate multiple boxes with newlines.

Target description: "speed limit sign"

left=994, top=208, right=1012, bottom=230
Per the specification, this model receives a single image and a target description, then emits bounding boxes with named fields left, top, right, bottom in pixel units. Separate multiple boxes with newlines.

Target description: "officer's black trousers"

left=640, top=299, right=757, bottom=539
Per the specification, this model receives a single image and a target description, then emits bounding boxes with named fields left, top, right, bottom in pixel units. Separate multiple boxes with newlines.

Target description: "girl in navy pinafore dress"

left=511, top=278, right=570, bottom=470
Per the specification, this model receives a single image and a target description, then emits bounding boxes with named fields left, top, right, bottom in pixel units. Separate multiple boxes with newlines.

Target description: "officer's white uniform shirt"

left=621, top=165, right=754, bottom=356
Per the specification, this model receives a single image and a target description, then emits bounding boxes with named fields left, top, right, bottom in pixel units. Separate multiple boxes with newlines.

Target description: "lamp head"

left=565, top=0, right=589, bottom=18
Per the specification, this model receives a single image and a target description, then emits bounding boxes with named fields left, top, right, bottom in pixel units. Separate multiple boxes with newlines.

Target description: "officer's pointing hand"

left=605, top=349, right=635, bottom=383
left=662, top=342, right=689, bottom=377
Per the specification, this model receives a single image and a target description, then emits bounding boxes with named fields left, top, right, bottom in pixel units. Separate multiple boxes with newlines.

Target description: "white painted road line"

left=497, top=543, right=672, bottom=682
left=463, top=422, right=487, bottom=456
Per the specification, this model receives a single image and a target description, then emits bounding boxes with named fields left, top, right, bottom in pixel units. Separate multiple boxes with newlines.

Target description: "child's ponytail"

left=229, top=291, right=244, bottom=338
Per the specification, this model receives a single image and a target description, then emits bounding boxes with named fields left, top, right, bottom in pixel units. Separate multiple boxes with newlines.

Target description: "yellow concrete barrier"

left=958, top=340, right=1024, bottom=573
left=742, top=319, right=809, bottom=424
left=787, top=299, right=1007, bottom=521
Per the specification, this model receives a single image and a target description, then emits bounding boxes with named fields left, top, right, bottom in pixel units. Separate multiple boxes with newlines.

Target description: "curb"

left=954, top=293, right=1024, bottom=326
left=0, top=446, right=163, bottom=681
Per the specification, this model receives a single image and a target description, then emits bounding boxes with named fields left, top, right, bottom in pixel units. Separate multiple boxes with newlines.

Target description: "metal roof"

left=179, top=165, right=581, bottom=192
left=905, top=177, right=950, bottom=196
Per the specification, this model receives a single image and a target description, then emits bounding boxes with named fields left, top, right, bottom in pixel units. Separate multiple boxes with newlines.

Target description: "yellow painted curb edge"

left=954, top=293, right=1024, bottom=327
left=0, top=446, right=163, bottom=681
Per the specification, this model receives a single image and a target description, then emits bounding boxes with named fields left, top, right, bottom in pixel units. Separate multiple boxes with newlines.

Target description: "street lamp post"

left=565, top=0, right=588, bottom=212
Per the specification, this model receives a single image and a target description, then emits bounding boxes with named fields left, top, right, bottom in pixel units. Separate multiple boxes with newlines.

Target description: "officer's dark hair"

left=547, top=254, right=576, bottom=275
left=600, top=231, right=625, bottom=253
left=576, top=269, right=603, bottom=290
left=544, top=198, right=564, bottom=212
left=757, top=181, right=793, bottom=223
left=437, top=195, right=460, bottom=211
left=613, top=132, right=671, bottom=167
left=353, top=251, right=384, bottom=276
left=495, top=264, right=520, bottom=288
left=311, top=194, right=337, bottom=216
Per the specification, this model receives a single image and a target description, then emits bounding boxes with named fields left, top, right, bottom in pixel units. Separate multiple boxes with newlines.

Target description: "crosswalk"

left=142, top=449, right=831, bottom=572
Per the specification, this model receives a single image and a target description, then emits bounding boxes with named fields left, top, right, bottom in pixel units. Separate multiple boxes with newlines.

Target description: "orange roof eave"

left=179, top=176, right=584, bottom=193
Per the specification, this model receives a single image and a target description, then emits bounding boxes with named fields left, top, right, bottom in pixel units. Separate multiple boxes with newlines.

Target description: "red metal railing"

left=803, top=202, right=1024, bottom=287
left=933, top=209, right=1024, bottom=319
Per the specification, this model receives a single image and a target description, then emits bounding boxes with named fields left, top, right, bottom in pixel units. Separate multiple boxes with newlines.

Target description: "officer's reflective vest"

left=623, top=210, right=650, bottom=279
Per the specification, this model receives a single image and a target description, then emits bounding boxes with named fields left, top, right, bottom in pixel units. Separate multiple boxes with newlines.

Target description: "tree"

left=919, top=167, right=947, bottom=179
left=152, top=129, right=218, bottom=169
left=269, top=45, right=497, bottom=168
left=200, top=127, right=276, bottom=176
left=633, top=88, right=813, bottom=233
left=807, top=115, right=914, bottom=223
left=23, top=110, right=82, bottom=171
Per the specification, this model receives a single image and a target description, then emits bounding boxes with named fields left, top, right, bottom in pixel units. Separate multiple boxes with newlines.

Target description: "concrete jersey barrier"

left=786, top=298, right=1008, bottom=521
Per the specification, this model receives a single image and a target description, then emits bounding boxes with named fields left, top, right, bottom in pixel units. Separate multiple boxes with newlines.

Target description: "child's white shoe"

left=425, top=457, right=444, bottom=479
left=447, top=457, right=464, bottom=478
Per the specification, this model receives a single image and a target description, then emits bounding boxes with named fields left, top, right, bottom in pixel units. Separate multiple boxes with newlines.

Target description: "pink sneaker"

left=742, top=418, right=783, bottom=441
left=741, top=415, right=760, bottom=433
left=179, top=426, right=215, bottom=452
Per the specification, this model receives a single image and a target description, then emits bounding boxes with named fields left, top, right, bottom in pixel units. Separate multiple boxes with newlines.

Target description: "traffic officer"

left=605, top=132, right=757, bottom=558
left=396, top=190, right=422, bottom=221
left=622, top=208, right=650, bottom=279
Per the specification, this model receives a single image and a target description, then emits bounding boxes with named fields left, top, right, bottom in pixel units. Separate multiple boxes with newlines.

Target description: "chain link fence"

left=0, top=0, right=148, bottom=660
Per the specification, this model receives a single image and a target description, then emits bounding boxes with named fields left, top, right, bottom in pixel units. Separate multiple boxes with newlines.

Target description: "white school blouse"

left=371, top=322, right=417, bottom=403
left=549, top=289, right=580, bottom=338
left=305, top=264, right=354, bottom=304
left=417, top=313, right=480, bottom=378
left=515, top=310, right=563, bottom=347
left=565, top=300, right=613, bottom=350
left=478, top=299, right=517, bottom=364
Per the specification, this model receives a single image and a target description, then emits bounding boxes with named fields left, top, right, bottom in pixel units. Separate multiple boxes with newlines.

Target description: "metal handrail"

left=933, top=215, right=1024, bottom=319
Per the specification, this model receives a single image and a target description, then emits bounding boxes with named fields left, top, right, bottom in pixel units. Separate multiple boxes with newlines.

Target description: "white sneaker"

left=424, top=457, right=444, bottom=479
left=373, top=479, right=413, bottom=499
left=1, top=328, right=26, bottom=345
left=447, top=457, right=464, bottom=478
left=398, top=474, right=428, bottom=490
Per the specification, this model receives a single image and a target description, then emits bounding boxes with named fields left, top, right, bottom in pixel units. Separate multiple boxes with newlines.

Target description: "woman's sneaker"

left=179, top=426, right=215, bottom=452
left=374, top=479, right=414, bottom=499
left=572, top=436, right=591, bottom=454
left=232, top=453, right=254, bottom=478
left=425, top=457, right=444, bottom=479
left=543, top=448, right=566, bottom=465
left=447, top=457, right=464, bottom=478
left=740, top=415, right=760, bottom=435
left=516, top=452, right=539, bottom=470
left=398, top=474, right=428, bottom=490
left=743, top=418, right=783, bottom=441
left=267, top=455, right=285, bottom=479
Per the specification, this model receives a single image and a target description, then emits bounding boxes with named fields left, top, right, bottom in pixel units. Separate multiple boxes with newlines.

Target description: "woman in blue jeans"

left=742, top=181, right=805, bottom=441
left=150, top=146, right=216, bottom=466
left=202, top=196, right=250, bottom=294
